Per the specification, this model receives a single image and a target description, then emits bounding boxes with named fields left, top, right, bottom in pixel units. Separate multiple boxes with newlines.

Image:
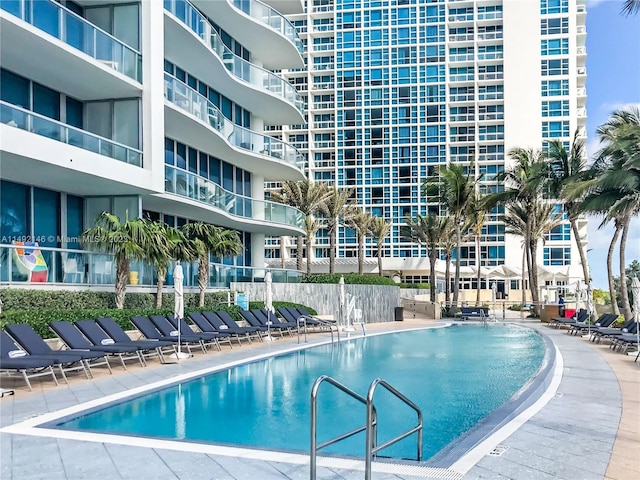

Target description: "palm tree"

left=321, top=186, right=356, bottom=274
left=402, top=213, right=450, bottom=302
left=485, top=148, right=548, bottom=312
left=303, top=216, right=321, bottom=275
left=622, top=0, right=640, bottom=16
left=579, top=107, right=640, bottom=319
left=502, top=202, right=530, bottom=307
left=270, top=180, right=328, bottom=272
left=368, top=216, right=392, bottom=276
left=81, top=211, right=150, bottom=309
left=347, top=208, right=373, bottom=275
left=547, top=135, right=591, bottom=284
left=465, top=191, right=487, bottom=304
left=181, top=222, right=243, bottom=307
left=142, top=219, right=195, bottom=308
left=422, top=163, right=475, bottom=308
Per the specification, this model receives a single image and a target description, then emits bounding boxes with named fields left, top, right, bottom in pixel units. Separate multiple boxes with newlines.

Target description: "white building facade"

left=266, top=0, right=588, bottom=297
left=0, top=0, right=307, bottom=287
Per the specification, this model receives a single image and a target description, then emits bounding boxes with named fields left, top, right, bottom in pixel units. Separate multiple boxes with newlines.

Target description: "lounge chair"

left=130, top=316, right=202, bottom=354
left=96, top=317, right=177, bottom=361
left=287, top=307, right=336, bottom=332
left=166, top=314, right=233, bottom=350
left=5, top=323, right=112, bottom=377
left=240, top=310, right=285, bottom=337
left=49, top=320, right=143, bottom=370
left=1, top=330, right=62, bottom=390
left=189, top=312, right=250, bottom=345
left=609, top=322, right=639, bottom=352
left=148, top=315, right=212, bottom=353
left=252, top=309, right=295, bottom=335
left=590, top=318, right=635, bottom=343
left=76, top=319, right=171, bottom=365
left=203, top=311, right=263, bottom=342
left=567, top=313, right=617, bottom=336
left=550, top=309, right=588, bottom=329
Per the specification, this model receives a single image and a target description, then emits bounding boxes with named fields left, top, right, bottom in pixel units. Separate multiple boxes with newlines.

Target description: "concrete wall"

left=232, top=283, right=429, bottom=324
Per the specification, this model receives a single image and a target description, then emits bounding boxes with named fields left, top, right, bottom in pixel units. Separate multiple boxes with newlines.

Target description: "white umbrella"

left=585, top=281, right=594, bottom=338
left=339, top=275, right=345, bottom=329
left=491, top=281, right=497, bottom=319
left=170, top=261, right=189, bottom=360
left=264, top=271, right=275, bottom=341
left=631, top=277, right=640, bottom=355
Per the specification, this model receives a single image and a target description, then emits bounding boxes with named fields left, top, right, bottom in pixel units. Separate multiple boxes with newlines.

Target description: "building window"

left=541, top=38, right=569, bottom=56
left=541, top=59, right=569, bottom=76
left=544, top=247, right=571, bottom=266
left=542, top=100, right=569, bottom=117
left=541, top=17, right=569, bottom=35
left=540, top=0, right=568, bottom=15
left=542, top=80, right=569, bottom=96
left=542, top=121, right=570, bottom=138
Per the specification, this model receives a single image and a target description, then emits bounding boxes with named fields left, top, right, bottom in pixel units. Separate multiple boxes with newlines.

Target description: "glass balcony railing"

left=165, top=165, right=305, bottom=230
left=164, top=0, right=304, bottom=117
left=231, top=0, right=304, bottom=56
left=1, top=101, right=143, bottom=166
left=164, top=74, right=305, bottom=172
left=1, top=0, right=141, bottom=82
left=0, top=244, right=302, bottom=288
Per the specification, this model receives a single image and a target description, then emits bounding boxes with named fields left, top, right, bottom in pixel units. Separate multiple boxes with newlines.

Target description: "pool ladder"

left=310, top=375, right=423, bottom=480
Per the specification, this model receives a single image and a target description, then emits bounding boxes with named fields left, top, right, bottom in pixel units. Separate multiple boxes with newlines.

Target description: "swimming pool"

left=52, top=324, right=547, bottom=463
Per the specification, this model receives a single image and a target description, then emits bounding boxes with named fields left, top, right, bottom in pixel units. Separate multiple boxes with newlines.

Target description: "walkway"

left=0, top=317, right=638, bottom=479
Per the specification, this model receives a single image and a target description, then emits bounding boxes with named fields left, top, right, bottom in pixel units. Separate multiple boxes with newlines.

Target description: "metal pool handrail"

left=310, top=376, right=423, bottom=480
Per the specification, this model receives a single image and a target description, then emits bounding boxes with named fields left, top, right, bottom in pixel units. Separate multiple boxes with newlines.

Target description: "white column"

left=251, top=173, right=266, bottom=269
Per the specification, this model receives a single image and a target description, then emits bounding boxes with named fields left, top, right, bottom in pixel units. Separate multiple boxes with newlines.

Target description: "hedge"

left=302, top=273, right=397, bottom=285
left=0, top=289, right=231, bottom=311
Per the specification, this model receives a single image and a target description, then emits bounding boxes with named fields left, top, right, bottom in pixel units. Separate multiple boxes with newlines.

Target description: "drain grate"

left=554, top=392, right=563, bottom=398
left=488, top=445, right=509, bottom=457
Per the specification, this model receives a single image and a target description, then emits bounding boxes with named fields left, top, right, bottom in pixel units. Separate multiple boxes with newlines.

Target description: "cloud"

left=598, top=101, right=640, bottom=114
left=585, top=0, right=607, bottom=8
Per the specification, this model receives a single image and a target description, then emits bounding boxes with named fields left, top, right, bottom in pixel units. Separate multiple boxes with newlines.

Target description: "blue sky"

left=583, top=0, right=640, bottom=289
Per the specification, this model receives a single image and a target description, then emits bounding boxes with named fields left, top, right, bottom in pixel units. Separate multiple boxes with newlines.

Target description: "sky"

left=583, top=0, right=640, bottom=290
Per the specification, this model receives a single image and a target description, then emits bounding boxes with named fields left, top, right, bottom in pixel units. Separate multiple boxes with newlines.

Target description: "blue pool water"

left=55, top=325, right=546, bottom=461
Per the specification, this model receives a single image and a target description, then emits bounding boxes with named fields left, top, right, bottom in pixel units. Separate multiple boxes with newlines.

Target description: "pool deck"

left=1, top=314, right=638, bottom=480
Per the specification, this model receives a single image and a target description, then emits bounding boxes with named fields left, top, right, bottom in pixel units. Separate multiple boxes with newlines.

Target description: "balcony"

left=164, top=0, right=304, bottom=124
left=1, top=101, right=142, bottom=166
left=163, top=165, right=305, bottom=234
left=0, top=244, right=302, bottom=288
left=164, top=74, right=305, bottom=180
left=189, top=0, right=304, bottom=69
left=1, top=0, right=140, bottom=82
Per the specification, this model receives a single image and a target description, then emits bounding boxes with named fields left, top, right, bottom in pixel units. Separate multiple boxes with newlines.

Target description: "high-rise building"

left=0, top=0, right=306, bottom=287
left=267, top=0, right=588, bottom=296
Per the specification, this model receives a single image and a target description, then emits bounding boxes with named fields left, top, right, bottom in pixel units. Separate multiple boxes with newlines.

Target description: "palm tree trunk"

left=156, top=265, right=166, bottom=308
left=198, top=256, right=208, bottom=307
left=619, top=217, right=632, bottom=319
left=571, top=220, right=590, bottom=284
left=329, top=227, right=337, bottom=274
left=358, top=234, right=364, bottom=274
left=530, top=239, right=540, bottom=314
left=475, top=235, right=481, bottom=304
left=429, top=253, right=437, bottom=303
left=115, top=256, right=129, bottom=309
left=306, top=235, right=313, bottom=275
left=280, top=236, right=286, bottom=269
left=377, top=244, right=383, bottom=276
left=607, top=223, right=621, bottom=315
left=453, top=225, right=461, bottom=307
left=521, top=246, right=527, bottom=307
left=445, top=253, right=452, bottom=304
left=296, top=235, right=304, bottom=272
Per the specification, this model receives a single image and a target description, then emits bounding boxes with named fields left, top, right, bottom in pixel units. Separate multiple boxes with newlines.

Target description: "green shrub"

left=398, top=283, right=430, bottom=289
left=302, top=274, right=396, bottom=286
left=247, top=301, right=317, bottom=316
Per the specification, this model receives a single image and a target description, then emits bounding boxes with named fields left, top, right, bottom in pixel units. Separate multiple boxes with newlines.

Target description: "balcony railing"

left=164, top=74, right=305, bottom=172
left=164, top=0, right=304, bottom=117
left=1, top=0, right=141, bottom=82
left=0, top=244, right=302, bottom=288
left=164, top=165, right=305, bottom=230
left=1, top=101, right=142, bottom=166
left=230, top=0, right=304, bottom=56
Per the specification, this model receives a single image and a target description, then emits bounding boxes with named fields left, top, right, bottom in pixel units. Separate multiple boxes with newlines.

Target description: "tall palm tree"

left=270, top=180, right=328, bottom=272
left=142, top=219, right=193, bottom=308
left=303, top=216, right=321, bottom=275
left=465, top=191, right=488, bottom=303
left=622, top=0, right=640, bottom=16
left=402, top=213, right=450, bottom=302
left=579, top=107, right=640, bottom=319
left=547, top=135, right=591, bottom=284
left=321, top=186, right=356, bottom=274
left=81, top=211, right=149, bottom=309
left=347, top=208, right=373, bottom=275
left=422, top=163, right=475, bottom=307
left=368, top=216, right=392, bottom=276
left=486, top=148, right=548, bottom=312
left=502, top=202, right=530, bottom=307
left=441, top=222, right=457, bottom=305
left=181, top=222, right=242, bottom=306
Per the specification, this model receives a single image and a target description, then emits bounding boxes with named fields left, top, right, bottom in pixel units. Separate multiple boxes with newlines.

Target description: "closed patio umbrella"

left=631, top=277, right=640, bottom=356
left=264, top=271, right=275, bottom=341
left=170, top=261, right=190, bottom=360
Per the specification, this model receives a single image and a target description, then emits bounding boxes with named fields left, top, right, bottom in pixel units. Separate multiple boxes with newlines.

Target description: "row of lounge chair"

left=547, top=309, right=640, bottom=358
left=0, top=307, right=332, bottom=391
